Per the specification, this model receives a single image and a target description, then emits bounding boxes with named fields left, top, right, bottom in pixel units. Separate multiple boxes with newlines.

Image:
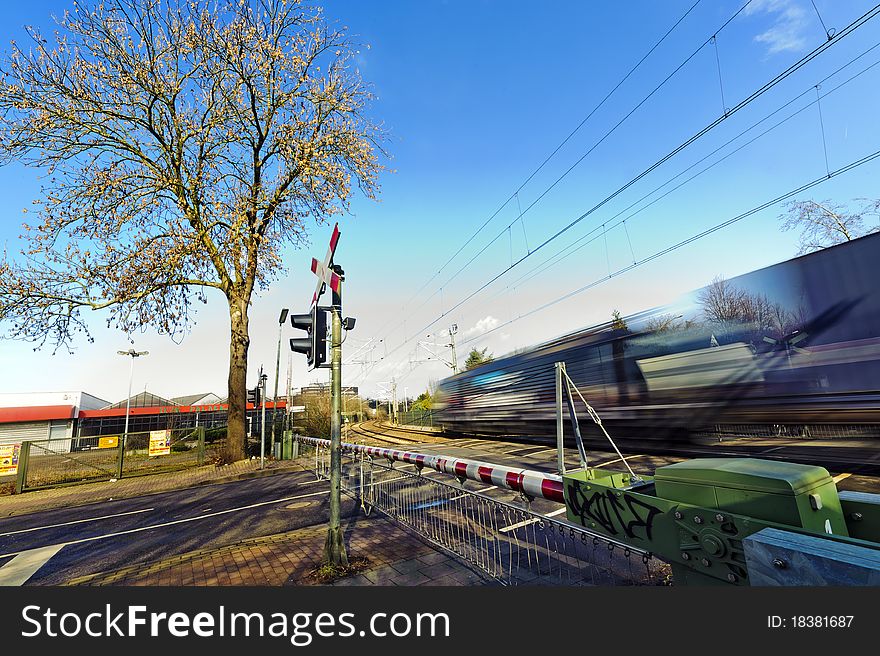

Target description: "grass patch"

left=308, top=557, right=371, bottom=584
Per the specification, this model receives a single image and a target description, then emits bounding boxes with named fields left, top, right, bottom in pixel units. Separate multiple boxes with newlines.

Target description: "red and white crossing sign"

left=311, top=257, right=342, bottom=296
left=310, top=223, right=340, bottom=306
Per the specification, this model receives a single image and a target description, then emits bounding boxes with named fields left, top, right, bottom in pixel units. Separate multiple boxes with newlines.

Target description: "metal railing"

left=295, top=438, right=671, bottom=586
left=394, top=409, right=436, bottom=429
left=16, top=426, right=221, bottom=492
left=702, top=423, right=880, bottom=440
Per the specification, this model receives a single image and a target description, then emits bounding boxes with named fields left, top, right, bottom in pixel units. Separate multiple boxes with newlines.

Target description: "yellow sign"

left=98, top=436, right=119, bottom=449
left=0, top=443, right=21, bottom=476
left=148, top=430, right=171, bottom=457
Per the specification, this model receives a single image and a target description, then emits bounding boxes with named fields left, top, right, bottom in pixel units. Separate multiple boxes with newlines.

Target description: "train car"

left=434, top=232, right=880, bottom=444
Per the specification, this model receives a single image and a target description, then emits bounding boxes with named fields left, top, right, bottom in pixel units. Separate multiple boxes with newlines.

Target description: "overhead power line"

left=372, top=1, right=754, bottom=344
left=488, top=43, right=880, bottom=300
left=368, top=0, right=709, bottom=338
left=460, top=146, right=880, bottom=349
left=378, top=3, right=880, bottom=366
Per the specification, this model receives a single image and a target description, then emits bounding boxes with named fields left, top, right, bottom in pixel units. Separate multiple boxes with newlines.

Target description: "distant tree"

left=412, top=391, right=432, bottom=411
left=0, top=0, right=385, bottom=463
left=698, top=275, right=806, bottom=343
left=464, top=347, right=493, bottom=371
left=610, top=309, right=628, bottom=331
left=644, top=313, right=685, bottom=333
left=779, top=199, right=880, bottom=254
left=698, top=276, right=747, bottom=324
left=300, top=393, right=331, bottom=440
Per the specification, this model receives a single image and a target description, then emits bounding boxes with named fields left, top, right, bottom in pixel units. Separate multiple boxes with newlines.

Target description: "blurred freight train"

left=434, top=232, right=880, bottom=444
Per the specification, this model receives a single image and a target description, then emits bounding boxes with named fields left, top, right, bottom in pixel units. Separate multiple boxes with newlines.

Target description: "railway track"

left=344, top=420, right=450, bottom=447
left=344, top=420, right=880, bottom=476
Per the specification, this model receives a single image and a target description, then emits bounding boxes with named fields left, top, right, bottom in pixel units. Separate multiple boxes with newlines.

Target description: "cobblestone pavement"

left=63, top=516, right=494, bottom=587
left=0, top=458, right=308, bottom=518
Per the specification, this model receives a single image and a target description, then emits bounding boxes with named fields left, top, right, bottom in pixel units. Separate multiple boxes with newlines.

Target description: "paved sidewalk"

left=63, top=516, right=494, bottom=587
left=0, top=458, right=307, bottom=518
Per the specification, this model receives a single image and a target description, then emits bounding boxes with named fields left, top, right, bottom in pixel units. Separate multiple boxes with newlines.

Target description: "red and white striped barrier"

left=296, top=436, right=565, bottom=504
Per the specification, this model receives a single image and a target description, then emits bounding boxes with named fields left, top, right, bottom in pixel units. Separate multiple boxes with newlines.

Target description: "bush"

left=204, top=427, right=227, bottom=443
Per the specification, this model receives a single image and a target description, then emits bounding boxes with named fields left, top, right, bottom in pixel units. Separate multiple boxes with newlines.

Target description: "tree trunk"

left=224, top=294, right=250, bottom=462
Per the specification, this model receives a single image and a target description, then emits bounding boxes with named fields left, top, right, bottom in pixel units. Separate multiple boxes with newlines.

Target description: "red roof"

left=0, top=401, right=286, bottom=422
left=78, top=400, right=286, bottom=419
left=0, top=405, right=76, bottom=424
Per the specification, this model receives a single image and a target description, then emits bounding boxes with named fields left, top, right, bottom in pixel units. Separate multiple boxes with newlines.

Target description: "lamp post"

left=274, top=309, right=289, bottom=447
left=116, top=348, right=149, bottom=479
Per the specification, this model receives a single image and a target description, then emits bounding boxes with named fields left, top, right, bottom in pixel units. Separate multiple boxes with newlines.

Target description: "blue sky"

left=1, top=0, right=879, bottom=403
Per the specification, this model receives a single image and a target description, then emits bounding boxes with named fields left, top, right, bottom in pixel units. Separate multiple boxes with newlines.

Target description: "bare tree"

left=697, top=276, right=744, bottom=324
left=0, top=0, right=385, bottom=461
left=779, top=199, right=880, bottom=254
left=698, top=275, right=807, bottom=343
left=644, top=313, right=684, bottom=333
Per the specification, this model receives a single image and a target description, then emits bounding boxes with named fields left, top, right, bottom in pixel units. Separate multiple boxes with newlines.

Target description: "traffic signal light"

left=247, top=386, right=261, bottom=407
left=290, top=305, right=328, bottom=370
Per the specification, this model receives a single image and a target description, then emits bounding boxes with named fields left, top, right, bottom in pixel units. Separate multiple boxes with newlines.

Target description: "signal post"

left=289, top=224, right=353, bottom=567
left=325, top=265, right=347, bottom=566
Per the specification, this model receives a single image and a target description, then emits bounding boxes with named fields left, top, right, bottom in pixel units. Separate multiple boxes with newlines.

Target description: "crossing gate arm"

left=295, top=436, right=565, bottom=504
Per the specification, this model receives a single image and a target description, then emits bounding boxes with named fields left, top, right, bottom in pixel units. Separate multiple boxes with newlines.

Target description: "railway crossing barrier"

left=294, top=435, right=670, bottom=586
left=553, top=359, right=880, bottom=585
left=295, top=432, right=880, bottom=586
left=562, top=458, right=880, bottom=585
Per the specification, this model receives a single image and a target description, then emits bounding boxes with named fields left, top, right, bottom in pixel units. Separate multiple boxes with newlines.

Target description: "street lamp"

left=274, top=309, right=289, bottom=441
left=116, top=348, right=148, bottom=478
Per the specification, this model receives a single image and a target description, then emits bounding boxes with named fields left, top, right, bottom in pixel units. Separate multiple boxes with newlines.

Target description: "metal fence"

left=701, top=423, right=880, bottom=440
left=295, top=438, right=670, bottom=586
left=16, top=426, right=222, bottom=492
left=394, top=410, right=437, bottom=429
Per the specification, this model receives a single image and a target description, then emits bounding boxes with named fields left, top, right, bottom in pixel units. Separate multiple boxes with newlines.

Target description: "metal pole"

left=124, top=354, right=134, bottom=442
left=260, top=368, right=266, bottom=470
left=274, top=309, right=287, bottom=443
left=324, top=269, right=348, bottom=566
left=449, top=325, right=459, bottom=374
left=555, top=361, right=565, bottom=475
left=286, top=351, right=293, bottom=430
left=116, top=349, right=148, bottom=479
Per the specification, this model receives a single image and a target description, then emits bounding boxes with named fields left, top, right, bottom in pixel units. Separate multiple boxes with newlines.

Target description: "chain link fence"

left=700, top=423, right=880, bottom=440
left=394, top=410, right=437, bottom=429
left=15, top=426, right=224, bottom=492
left=295, top=438, right=670, bottom=586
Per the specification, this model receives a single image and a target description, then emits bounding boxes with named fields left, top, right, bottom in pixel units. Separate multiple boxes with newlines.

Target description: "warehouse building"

left=0, top=391, right=110, bottom=449
left=0, top=390, right=284, bottom=444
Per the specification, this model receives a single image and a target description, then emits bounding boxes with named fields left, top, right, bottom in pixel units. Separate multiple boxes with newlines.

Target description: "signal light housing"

left=247, top=386, right=262, bottom=407
left=290, top=305, right=329, bottom=370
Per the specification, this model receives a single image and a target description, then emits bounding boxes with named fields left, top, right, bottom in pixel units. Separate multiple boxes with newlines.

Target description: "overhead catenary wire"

left=349, top=35, right=880, bottom=391
left=487, top=45, right=880, bottom=301
left=375, top=3, right=880, bottom=368
left=366, top=0, right=708, bottom=339
left=459, top=146, right=880, bottom=350
left=400, top=0, right=755, bottom=324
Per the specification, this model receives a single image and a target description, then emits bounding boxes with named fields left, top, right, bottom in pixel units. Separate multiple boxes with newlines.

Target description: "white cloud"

left=745, top=0, right=811, bottom=55
left=463, top=315, right=499, bottom=338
